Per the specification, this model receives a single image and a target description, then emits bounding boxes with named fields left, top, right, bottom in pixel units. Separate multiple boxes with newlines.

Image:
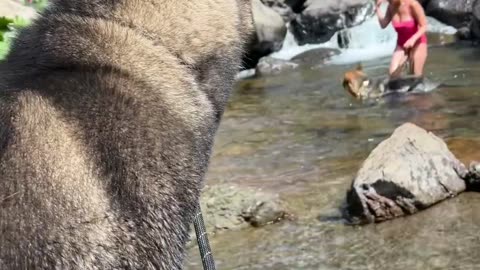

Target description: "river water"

left=185, top=18, right=480, bottom=270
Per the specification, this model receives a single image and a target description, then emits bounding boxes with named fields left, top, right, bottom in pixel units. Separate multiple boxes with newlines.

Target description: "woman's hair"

left=390, top=0, right=402, bottom=7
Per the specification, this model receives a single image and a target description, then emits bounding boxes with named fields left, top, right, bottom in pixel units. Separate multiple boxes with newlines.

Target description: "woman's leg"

left=410, top=42, right=428, bottom=77
left=389, top=46, right=407, bottom=78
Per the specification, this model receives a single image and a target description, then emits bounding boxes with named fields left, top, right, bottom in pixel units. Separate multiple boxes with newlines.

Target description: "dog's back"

left=0, top=1, right=253, bottom=269
left=343, top=64, right=428, bottom=99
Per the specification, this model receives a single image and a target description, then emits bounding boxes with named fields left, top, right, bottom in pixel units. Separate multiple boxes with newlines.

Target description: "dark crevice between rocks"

left=462, top=161, right=480, bottom=192
left=344, top=180, right=426, bottom=225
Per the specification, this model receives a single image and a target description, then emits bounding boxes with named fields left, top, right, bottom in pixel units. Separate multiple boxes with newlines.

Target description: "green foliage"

left=0, top=15, right=34, bottom=60
left=0, top=17, right=14, bottom=60
left=0, top=0, right=48, bottom=60
left=24, top=0, right=49, bottom=12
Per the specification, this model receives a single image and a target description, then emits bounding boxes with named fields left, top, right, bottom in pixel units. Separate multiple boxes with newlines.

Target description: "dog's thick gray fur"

left=0, top=0, right=254, bottom=269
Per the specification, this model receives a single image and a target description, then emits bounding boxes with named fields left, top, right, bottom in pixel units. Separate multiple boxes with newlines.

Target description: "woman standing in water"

left=376, top=0, right=428, bottom=78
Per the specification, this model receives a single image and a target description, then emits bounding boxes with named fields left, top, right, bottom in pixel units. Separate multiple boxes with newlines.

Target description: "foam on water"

left=269, top=24, right=336, bottom=61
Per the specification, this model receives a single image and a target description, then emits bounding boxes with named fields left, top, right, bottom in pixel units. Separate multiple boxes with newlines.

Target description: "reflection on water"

left=187, top=45, right=480, bottom=270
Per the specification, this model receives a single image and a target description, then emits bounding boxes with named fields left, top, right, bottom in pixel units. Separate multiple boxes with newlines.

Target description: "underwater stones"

left=463, top=161, right=480, bottom=190
left=291, top=47, right=340, bottom=66
left=199, top=184, right=291, bottom=234
left=255, top=56, right=299, bottom=76
left=345, top=123, right=467, bottom=225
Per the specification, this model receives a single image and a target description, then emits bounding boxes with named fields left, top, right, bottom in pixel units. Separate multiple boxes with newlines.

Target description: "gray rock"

left=456, top=26, right=472, bottom=40
left=260, top=0, right=296, bottom=22
left=199, top=184, right=290, bottom=234
left=345, top=123, right=468, bottom=225
left=464, top=161, right=480, bottom=190
left=426, top=0, right=474, bottom=28
left=243, top=0, right=288, bottom=70
left=290, top=0, right=374, bottom=45
left=255, top=56, right=299, bottom=76
left=261, top=0, right=308, bottom=16
left=291, top=48, right=340, bottom=66
left=253, top=0, right=288, bottom=48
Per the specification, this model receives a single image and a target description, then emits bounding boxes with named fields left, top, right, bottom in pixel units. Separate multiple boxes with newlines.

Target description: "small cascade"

left=326, top=4, right=397, bottom=65
left=268, top=3, right=457, bottom=66
left=268, top=23, right=336, bottom=61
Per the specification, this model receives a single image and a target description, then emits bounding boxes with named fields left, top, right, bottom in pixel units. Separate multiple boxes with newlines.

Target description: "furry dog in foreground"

left=0, top=0, right=253, bottom=269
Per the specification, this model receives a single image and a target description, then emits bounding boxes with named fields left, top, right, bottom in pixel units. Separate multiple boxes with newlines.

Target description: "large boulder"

left=426, top=0, right=474, bottom=29
left=290, top=0, right=374, bottom=46
left=260, top=0, right=308, bottom=18
left=260, top=0, right=296, bottom=22
left=471, top=0, right=480, bottom=39
left=345, top=123, right=468, bottom=225
left=243, top=0, right=288, bottom=69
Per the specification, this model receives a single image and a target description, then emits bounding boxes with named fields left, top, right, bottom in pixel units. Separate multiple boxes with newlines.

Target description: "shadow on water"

left=187, top=45, right=480, bottom=270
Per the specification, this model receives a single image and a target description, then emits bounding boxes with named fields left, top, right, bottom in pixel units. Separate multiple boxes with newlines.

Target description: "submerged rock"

left=291, top=47, right=340, bottom=66
left=199, top=184, right=291, bottom=235
left=345, top=123, right=468, bottom=225
left=255, top=56, right=299, bottom=76
left=290, top=0, right=374, bottom=45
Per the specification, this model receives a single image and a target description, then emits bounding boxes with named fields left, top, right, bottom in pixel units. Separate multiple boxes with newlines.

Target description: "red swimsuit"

left=392, top=20, right=427, bottom=48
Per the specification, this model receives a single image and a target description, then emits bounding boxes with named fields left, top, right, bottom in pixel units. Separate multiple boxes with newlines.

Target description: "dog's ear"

left=355, top=63, right=363, bottom=71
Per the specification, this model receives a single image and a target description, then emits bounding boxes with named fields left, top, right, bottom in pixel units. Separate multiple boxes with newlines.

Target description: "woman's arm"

left=407, top=1, right=427, bottom=43
left=376, top=0, right=394, bottom=29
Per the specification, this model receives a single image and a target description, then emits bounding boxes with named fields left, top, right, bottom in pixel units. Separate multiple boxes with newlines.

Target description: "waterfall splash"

left=269, top=3, right=457, bottom=66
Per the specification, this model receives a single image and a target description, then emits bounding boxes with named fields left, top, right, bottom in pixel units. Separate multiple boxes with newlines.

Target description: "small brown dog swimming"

left=342, top=63, right=426, bottom=99
left=0, top=0, right=254, bottom=269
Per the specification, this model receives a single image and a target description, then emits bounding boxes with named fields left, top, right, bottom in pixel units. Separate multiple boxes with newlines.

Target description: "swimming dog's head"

left=342, top=64, right=371, bottom=98
left=342, top=64, right=426, bottom=99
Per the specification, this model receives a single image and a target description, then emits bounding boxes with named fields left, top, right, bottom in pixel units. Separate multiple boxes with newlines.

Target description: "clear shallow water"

left=186, top=44, right=480, bottom=270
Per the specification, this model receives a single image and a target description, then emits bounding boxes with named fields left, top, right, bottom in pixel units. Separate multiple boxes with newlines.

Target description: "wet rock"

left=199, top=184, right=291, bottom=235
left=426, top=0, right=473, bottom=29
left=243, top=0, right=288, bottom=70
left=417, top=0, right=431, bottom=7
left=0, top=0, right=38, bottom=19
left=290, top=0, right=374, bottom=46
left=463, top=161, right=480, bottom=191
left=255, top=56, right=299, bottom=76
left=427, top=32, right=458, bottom=46
left=471, top=0, right=480, bottom=39
left=456, top=26, right=472, bottom=40
left=291, top=48, right=340, bottom=66
left=260, top=0, right=307, bottom=19
left=260, top=0, right=296, bottom=22
left=345, top=123, right=468, bottom=225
